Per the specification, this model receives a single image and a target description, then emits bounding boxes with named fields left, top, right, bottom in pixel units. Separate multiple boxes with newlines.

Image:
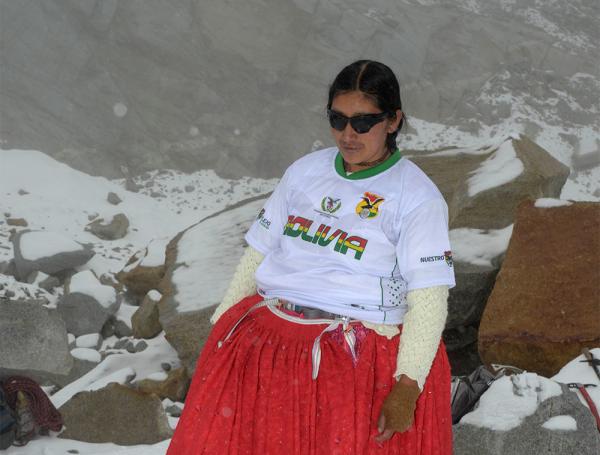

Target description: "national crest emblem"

left=355, top=192, right=385, bottom=219
left=321, top=196, right=341, bottom=214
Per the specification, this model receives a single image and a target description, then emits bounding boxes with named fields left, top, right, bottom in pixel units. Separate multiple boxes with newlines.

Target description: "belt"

left=218, top=298, right=360, bottom=380
left=281, top=301, right=344, bottom=320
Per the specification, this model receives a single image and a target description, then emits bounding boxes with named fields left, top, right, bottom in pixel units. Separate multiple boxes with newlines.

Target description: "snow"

left=51, top=332, right=179, bottom=409
left=467, top=140, right=524, bottom=197
left=147, top=372, right=169, bottom=381
left=541, top=415, right=577, bottom=431
left=148, top=290, right=162, bottom=301
left=141, top=238, right=170, bottom=267
left=69, top=270, right=117, bottom=309
left=115, top=303, right=138, bottom=328
left=19, top=230, right=84, bottom=261
left=76, top=333, right=101, bottom=348
left=459, top=372, right=562, bottom=431
left=449, top=225, right=513, bottom=267
left=173, top=198, right=266, bottom=312
left=71, top=348, right=102, bottom=363
left=534, top=198, right=573, bottom=208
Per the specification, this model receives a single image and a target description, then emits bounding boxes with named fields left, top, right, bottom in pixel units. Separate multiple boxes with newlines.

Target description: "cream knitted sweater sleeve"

left=393, top=285, right=449, bottom=390
left=209, top=246, right=264, bottom=325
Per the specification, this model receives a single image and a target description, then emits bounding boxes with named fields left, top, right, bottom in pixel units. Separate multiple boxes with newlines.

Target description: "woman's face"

left=329, top=91, right=402, bottom=172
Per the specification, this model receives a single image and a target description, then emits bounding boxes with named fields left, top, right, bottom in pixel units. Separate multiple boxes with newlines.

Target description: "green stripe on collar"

left=334, top=149, right=402, bottom=179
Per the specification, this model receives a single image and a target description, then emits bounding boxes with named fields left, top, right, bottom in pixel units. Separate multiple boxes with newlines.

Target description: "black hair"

left=327, top=60, right=404, bottom=152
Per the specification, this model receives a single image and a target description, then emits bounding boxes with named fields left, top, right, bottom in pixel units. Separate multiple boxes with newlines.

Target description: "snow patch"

left=19, top=231, right=84, bottom=261
left=459, top=372, right=562, bottom=431
left=467, top=140, right=524, bottom=197
left=70, top=348, right=101, bottom=363
left=69, top=270, right=117, bottom=309
left=75, top=333, right=101, bottom=349
left=541, top=415, right=577, bottom=431
left=534, top=198, right=573, bottom=208
left=450, top=225, right=513, bottom=267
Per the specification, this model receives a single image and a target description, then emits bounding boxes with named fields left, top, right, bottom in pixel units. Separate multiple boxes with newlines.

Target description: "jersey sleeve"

left=244, top=167, right=292, bottom=255
left=396, top=198, right=456, bottom=291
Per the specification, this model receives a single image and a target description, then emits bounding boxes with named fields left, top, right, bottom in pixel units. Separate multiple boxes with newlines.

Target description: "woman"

left=167, top=60, right=455, bottom=454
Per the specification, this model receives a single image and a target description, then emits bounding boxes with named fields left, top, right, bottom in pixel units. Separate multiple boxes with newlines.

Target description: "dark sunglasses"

left=327, top=109, right=390, bottom=134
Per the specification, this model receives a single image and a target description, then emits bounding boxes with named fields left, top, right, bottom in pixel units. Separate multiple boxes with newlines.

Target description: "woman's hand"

left=375, top=374, right=421, bottom=443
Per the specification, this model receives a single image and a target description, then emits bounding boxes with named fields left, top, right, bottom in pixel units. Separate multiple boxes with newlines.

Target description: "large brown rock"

left=159, top=195, right=268, bottom=373
left=410, top=135, right=570, bottom=230
left=478, top=200, right=600, bottom=377
left=58, top=383, right=172, bottom=445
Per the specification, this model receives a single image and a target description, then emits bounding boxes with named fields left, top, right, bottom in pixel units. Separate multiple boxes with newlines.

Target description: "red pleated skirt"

left=167, top=295, right=452, bottom=455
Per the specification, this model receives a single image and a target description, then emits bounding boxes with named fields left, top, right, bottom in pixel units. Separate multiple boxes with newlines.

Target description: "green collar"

left=334, top=148, right=402, bottom=180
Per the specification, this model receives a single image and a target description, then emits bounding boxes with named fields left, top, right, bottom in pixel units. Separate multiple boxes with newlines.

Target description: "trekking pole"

left=567, top=383, right=600, bottom=432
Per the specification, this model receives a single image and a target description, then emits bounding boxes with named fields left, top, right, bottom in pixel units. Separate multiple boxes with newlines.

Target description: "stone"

left=453, top=381, right=600, bottom=455
left=159, top=195, right=267, bottom=373
left=136, top=367, right=189, bottom=402
left=165, top=404, right=182, bottom=417
left=101, top=319, right=116, bottom=338
left=134, top=340, right=148, bottom=352
left=0, top=300, right=73, bottom=384
left=6, top=218, right=27, bottom=227
left=57, top=292, right=118, bottom=336
left=116, top=254, right=166, bottom=301
left=478, top=200, right=600, bottom=377
left=113, top=319, right=133, bottom=338
left=11, top=230, right=95, bottom=281
left=85, top=213, right=130, bottom=240
left=131, top=293, right=163, bottom=339
left=409, top=136, right=570, bottom=230
left=446, top=261, right=499, bottom=329
left=107, top=192, right=122, bottom=205
left=58, top=383, right=173, bottom=445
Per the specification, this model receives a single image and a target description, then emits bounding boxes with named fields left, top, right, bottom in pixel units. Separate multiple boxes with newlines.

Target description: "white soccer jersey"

left=245, top=147, right=455, bottom=324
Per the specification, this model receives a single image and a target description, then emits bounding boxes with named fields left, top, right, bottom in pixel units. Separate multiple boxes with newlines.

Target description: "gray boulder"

left=58, top=383, right=173, bottom=445
left=454, top=380, right=600, bottom=455
left=107, top=192, right=122, bottom=205
left=57, top=271, right=121, bottom=336
left=0, top=300, right=73, bottom=383
left=11, top=230, right=94, bottom=281
left=85, top=213, right=130, bottom=240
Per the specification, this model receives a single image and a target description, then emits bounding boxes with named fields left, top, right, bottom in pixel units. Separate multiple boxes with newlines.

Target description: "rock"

left=454, top=378, right=600, bottom=455
left=114, top=319, right=133, bottom=338
left=184, top=185, right=195, bottom=192
left=58, top=383, right=173, bottom=444
left=134, top=340, right=148, bottom=352
left=136, top=367, right=189, bottom=402
left=0, top=260, right=17, bottom=277
left=116, top=241, right=168, bottom=300
left=0, top=299, right=73, bottom=383
left=159, top=195, right=268, bottom=373
left=125, top=341, right=136, bottom=353
left=57, top=271, right=121, bottom=336
left=6, top=218, right=27, bottom=227
left=101, top=319, right=116, bottom=338
left=17, top=189, right=28, bottom=196
left=409, top=135, right=570, bottom=230
left=478, top=200, right=600, bottom=377
left=85, top=213, right=129, bottom=240
left=107, top=192, right=122, bottom=205
left=446, top=261, right=499, bottom=329
left=11, top=230, right=95, bottom=281
left=165, top=404, right=182, bottom=417
left=131, top=291, right=163, bottom=339
left=161, top=362, right=172, bottom=372
left=39, top=273, right=61, bottom=291
left=47, top=357, right=99, bottom=388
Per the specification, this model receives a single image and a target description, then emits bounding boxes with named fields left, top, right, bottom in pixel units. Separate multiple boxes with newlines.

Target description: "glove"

left=376, top=375, right=420, bottom=442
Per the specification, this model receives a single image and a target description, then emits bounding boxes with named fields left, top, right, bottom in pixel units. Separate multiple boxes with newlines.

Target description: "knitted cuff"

left=394, top=285, right=449, bottom=390
left=209, top=246, right=264, bottom=324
